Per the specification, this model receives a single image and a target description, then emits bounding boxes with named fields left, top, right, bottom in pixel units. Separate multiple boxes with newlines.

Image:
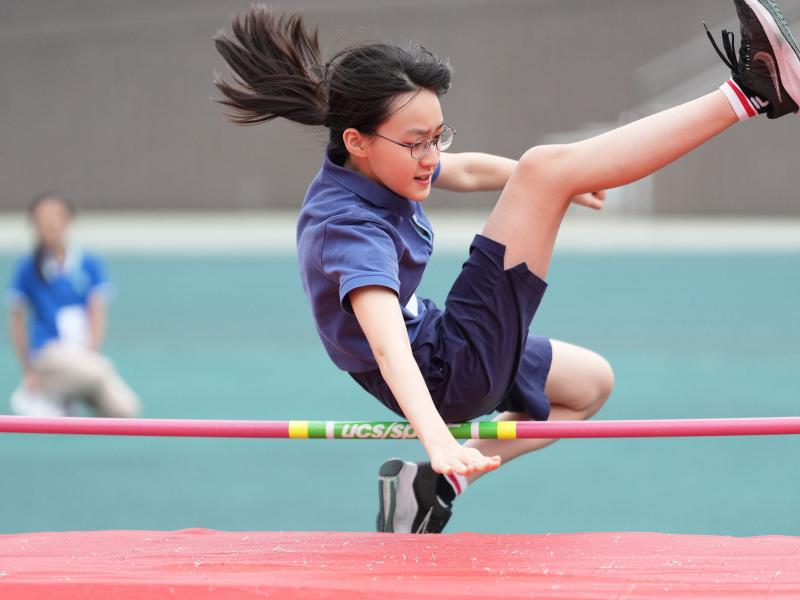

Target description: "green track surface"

left=1, top=251, right=798, bottom=535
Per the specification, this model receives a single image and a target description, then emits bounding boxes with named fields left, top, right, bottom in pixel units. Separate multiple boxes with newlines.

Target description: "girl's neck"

left=344, top=155, right=379, bottom=185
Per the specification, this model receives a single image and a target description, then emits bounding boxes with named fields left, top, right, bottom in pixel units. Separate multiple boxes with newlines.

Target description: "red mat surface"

left=1, top=529, right=800, bottom=598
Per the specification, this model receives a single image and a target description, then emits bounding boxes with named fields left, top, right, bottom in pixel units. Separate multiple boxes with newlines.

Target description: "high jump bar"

left=2, top=415, right=800, bottom=439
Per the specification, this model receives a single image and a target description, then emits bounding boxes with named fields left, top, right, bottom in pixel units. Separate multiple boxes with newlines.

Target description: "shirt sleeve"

left=432, top=161, right=442, bottom=183
left=7, top=258, right=29, bottom=308
left=84, top=255, right=112, bottom=299
left=321, top=218, right=401, bottom=313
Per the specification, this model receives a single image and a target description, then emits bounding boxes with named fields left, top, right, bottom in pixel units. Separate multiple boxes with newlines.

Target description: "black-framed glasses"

left=369, top=124, right=456, bottom=159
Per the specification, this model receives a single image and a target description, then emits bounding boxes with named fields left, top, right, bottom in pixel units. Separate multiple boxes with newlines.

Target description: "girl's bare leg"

left=458, top=96, right=736, bottom=484
left=482, top=91, right=737, bottom=277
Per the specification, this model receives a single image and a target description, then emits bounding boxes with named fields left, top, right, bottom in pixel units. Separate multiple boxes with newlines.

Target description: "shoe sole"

left=376, top=459, right=418, bottom=533
left=745, top=0, right=800, bottom=109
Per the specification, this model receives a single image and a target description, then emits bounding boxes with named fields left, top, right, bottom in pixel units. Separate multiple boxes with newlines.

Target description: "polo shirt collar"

left=322, top=152, right=414, bottom=218
left=42, top=246, right=81, bottom=281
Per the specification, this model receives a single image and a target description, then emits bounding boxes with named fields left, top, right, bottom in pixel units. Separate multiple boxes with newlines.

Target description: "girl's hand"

left=426, top=440, right=501, bottom=476
left=571, top=190, right=607, bottom=210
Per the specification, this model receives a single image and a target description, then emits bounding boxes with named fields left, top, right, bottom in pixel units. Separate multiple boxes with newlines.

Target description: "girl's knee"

left=586, top=355, right=614, bottom=417
left=548, top=346, right=614, bottom=419
left=599, top=355, right=614, bottom=392
left=516, top=144, right=573, bottom=183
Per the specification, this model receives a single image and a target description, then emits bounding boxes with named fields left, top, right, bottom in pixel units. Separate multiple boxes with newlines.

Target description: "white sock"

left=719, top=78, right=766, bottom=121
left=444, top=472, right=468, bottom=497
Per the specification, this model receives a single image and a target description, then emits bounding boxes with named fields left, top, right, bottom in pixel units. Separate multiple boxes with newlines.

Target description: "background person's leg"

left=35, top=344, right=98, bottom=403
left=85, top=354, right=141, bottom=418
left=35, top=344, right=140, bottom=418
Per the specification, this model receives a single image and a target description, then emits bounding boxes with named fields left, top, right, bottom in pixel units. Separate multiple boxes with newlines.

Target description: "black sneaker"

left=705, top=0, right=800, bottom=118
left=376, top=459, right=452, bottom=534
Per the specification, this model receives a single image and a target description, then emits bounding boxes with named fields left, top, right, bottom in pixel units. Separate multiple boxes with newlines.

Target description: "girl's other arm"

left=433, top=152, right=516, bottom=192
left=350, top=285, right=500, bottom=476
left=433, top=151, right=607, bottom=208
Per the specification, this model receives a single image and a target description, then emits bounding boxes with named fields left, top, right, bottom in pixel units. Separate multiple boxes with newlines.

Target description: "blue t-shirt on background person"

left=8, top=249, right=110, bottom=355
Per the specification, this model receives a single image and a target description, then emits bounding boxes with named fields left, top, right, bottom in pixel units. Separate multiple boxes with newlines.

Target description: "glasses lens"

left=437, top=126, right=454, bottom=151
left=410, top=140, right=431, bottom=160
left=409, top=126, right=455, bottom=159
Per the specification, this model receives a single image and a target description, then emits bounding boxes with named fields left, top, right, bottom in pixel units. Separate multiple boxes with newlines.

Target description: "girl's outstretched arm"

left=433, top=152, right=516, bottom=192
left=434, top=152, right=607, bottom=209
left=350, top=285, right=501, bottom=476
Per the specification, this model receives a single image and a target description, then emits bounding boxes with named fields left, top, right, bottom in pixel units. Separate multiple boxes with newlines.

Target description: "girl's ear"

left=343, top=128, right=371, bottom=158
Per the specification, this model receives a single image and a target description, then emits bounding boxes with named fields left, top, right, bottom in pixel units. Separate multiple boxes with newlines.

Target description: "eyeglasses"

left=369, top=124, right=456, bottom=159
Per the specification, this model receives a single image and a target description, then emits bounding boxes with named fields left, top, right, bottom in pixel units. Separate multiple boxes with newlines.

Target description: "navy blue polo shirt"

left=297, top=153, right=441, bottom=372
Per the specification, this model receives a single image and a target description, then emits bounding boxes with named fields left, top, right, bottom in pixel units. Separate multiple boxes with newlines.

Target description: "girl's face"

left=358, top=88, right=444, bottom=202
left=31, top=198, right=72, bottom=251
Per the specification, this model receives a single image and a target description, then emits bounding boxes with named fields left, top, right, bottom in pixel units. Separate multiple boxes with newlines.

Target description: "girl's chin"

left=407, top=187, right=432, bottom=202
left=387, top=182, right=431, bottom=201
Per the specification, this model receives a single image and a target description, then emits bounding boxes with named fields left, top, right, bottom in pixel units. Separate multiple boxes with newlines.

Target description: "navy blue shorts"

left=350, top=234, right=552, bottom=422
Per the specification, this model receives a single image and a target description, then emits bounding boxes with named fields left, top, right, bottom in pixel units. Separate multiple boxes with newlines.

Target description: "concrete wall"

left=1, top=0, right=798, bottom=214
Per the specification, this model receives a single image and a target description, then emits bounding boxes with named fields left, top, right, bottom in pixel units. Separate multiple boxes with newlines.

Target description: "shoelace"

left=704, top=21, right=751, bottom=74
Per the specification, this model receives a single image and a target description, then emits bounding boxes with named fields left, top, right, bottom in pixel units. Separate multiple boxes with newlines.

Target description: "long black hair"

left=28, top=192, right=75, bottom=280
left=213, top=5, right=453, bottom=164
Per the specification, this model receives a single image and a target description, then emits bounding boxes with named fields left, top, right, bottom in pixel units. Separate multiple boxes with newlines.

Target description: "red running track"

left=1, top=529, right=799, bottom=599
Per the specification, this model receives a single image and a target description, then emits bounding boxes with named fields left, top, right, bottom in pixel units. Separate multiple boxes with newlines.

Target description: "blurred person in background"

left=7, top=193, right=140, bottom=418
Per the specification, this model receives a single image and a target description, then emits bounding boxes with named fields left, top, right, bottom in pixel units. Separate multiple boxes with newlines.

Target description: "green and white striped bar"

left=288, top=421, right=516, bottom=440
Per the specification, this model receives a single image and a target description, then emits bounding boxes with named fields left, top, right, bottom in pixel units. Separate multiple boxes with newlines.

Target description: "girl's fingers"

left=461, top=454, right=501, bottom=474
left=585, top=195, right=604, bottom=209
left=434, top=449, right=502, bottom=476
left=572, top=191, right=606, bottom=210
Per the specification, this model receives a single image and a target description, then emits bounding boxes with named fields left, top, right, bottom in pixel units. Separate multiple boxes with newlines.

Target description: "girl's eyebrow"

left=404, top=122, right=445, bottom=135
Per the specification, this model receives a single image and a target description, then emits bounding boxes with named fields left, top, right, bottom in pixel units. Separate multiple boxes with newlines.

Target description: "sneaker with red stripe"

left=706, top=0, right=800, bottom=119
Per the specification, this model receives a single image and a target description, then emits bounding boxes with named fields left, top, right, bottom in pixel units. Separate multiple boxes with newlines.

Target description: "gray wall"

left=1, top=0, right=798, bottom=214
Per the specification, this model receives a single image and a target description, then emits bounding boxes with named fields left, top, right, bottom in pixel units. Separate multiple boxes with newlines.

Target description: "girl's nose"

left=420, top=144, right=440, bottom=166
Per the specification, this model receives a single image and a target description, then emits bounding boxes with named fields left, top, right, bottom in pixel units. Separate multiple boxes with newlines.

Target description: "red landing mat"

left=1, top=529, right=799, bottom=599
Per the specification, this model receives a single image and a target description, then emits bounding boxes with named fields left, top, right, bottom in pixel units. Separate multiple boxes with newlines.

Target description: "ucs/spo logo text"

left=339, top=423, right=416, bottom=439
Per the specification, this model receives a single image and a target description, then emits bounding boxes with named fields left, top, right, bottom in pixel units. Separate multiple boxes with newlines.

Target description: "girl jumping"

left=213, top=0, right=800, bottom=533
